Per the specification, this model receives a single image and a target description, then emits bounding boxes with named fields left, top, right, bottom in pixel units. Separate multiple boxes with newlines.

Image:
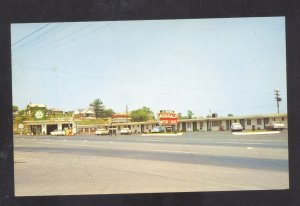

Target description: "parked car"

left=231, top=123, right=243, bottom=132
left=266, top=122, right=285, bottom=130
left=151, top=126, right=165, bottom=133
left=95, top=128, right=109, bottom=136
left=50, top=129, right=65, bottom=136
left=120, top=128, right=133, bottom=135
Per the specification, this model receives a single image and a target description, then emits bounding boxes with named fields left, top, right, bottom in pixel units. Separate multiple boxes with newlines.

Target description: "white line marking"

left=143, top=139, right=166, bottom=142
left=141, top=133, right=183, bottom=137
left=216, top=142, right=263, bottom=145
left=232, top=131, right=280, bottom=135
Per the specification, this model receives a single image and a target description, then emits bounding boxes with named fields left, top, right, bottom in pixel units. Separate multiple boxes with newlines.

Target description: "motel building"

left=16, top=113, right=288, bottom=135
left=74, top=113, right=288, bottom=134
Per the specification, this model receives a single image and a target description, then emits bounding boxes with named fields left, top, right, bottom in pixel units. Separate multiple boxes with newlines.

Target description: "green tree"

left=90, top=99, right=104, bottom=118
left=177, top=113, right=183, bottom=119
left=227, top=113, right=234, bottom=117
left=187, top=110, right=194, bottom=119
left=130, top=107, right=154, bottom=122
left=13, top=105, right=19, bottom=113
left=102, top=108, right=115, bottom=118
left=14, top=109, right=28, bottom=123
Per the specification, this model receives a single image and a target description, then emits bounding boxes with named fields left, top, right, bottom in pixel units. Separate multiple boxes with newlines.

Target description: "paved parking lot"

left=14, top=131, right=289, bottom=196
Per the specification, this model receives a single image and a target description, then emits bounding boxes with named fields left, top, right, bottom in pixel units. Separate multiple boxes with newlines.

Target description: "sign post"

left=18, top=123, right=24, bottom=135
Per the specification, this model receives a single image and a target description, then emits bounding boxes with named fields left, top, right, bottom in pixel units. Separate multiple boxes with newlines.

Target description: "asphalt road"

left=14, top=130, right=289, bottom=196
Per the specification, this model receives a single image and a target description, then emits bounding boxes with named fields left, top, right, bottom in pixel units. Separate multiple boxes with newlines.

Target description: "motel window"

left=118, top=126, right=120, bottom=130
left=212, top=121, right=220, bottom=127
left=257, top=119, right=262, bottom=125
left=146, top=125, right=148, bottom=129
left=247, top=119, right=251, bottom=125
left=282, top=117, right=284, bottom=121
left=264, top=118, right=269, bottom=125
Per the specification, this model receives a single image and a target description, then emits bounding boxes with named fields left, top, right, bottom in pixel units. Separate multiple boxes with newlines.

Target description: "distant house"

left=26, top=103, right=47, bottom=120
left=26, top=103, right=47, bottom=116
left=48, top=108, right=64, bottom=115
left=73, top=108, right=96, bottom=119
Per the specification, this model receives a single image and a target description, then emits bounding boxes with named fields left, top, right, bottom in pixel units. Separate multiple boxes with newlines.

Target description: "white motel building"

left=97, top=113, right=288, bottom=134
left=17, top=113, right=287, bottom=135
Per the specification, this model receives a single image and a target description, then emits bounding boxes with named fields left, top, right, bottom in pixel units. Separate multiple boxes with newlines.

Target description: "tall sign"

left=112, top=114, right=129, bottom=123
left=158, top=110, right=177, bottom=125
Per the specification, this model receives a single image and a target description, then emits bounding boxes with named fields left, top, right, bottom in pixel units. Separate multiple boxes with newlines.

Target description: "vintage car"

left=50, top=129, right=65, bottom=136
left=120, top=128, right=133, bottom=135
left=151, top=126, right=165, bottom=133
left=230, top=123, right=243, bottom=132
left=95, top=128, right=109, bottom=136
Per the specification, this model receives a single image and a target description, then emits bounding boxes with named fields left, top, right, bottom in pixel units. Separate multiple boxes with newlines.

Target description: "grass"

left=75, top=119, right=108, bottom=125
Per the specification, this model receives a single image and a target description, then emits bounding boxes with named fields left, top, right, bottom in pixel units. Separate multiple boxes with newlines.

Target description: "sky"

left=11, top=17, right=287, bottom=117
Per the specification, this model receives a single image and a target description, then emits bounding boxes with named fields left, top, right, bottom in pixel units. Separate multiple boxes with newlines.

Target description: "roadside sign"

left=158, top=111, right=177, bottom=125
left=18, top=124, right=24, bottom=129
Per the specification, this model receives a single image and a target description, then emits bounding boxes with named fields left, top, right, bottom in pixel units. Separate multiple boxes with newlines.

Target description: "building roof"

left=74, top=108, right=95, bottom=115
left=27, top=103, right=46, bottom=108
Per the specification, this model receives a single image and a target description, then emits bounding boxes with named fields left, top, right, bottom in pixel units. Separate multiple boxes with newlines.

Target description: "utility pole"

left=274, top=90, right=282, bottom=114
left=126, top=105, right=128, bottom=123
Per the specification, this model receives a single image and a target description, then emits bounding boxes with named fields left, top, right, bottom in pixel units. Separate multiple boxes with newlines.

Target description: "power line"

left=14, top=22, right=113, bottom=63
left=13, top=22, right=97, bottom=63
left=13, top=23, right=63, bottom=52
left=11, top=23, right=50, bottom=46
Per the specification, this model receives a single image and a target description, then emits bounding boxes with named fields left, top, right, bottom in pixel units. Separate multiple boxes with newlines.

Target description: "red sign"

left=112, top=114, right=129, bottom=119
left=158, top=112, right=177, bottom=125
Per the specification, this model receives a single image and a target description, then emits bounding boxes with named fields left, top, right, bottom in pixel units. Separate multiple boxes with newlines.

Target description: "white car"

left=50, top=129, right=65, bottom=136
left=231, top=123, right=243, bottom=132
left=120, top=128, right=132, bottom=135
left=151, top=126, right=165, bottom=133
left=95, top=128, right=109, bottom=136
left=267, top=122, right=285, bottom=130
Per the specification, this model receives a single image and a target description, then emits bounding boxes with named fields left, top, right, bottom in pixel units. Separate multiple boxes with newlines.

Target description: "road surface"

left=14, top=131, right=289, bottom=196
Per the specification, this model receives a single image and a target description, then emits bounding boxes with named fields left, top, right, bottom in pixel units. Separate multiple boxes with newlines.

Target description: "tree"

left=13, top=105, right=19, bottom=113
left=14, top=109, right=28, bottom=123
left=177, top=113, right=183, bottom=119
left=102, top=108, right=115, bottom=118
left=90, top=99, right=104, bottom=118
left=130, top=107, right=154, bottom=122
left=227, top=114, right=234, bottom=117
left=187, top=110, right=194, bottom=119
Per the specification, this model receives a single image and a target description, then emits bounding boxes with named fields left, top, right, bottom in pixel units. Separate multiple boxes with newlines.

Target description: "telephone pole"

left=274, top=90, right=282, bottom=114
left=126, top=105, right=128, bottom=123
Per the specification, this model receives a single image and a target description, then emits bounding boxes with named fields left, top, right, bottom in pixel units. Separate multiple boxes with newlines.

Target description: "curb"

left=141, top=133, right=183, bottom=137
left=232, top=131, right=281, bottom=135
